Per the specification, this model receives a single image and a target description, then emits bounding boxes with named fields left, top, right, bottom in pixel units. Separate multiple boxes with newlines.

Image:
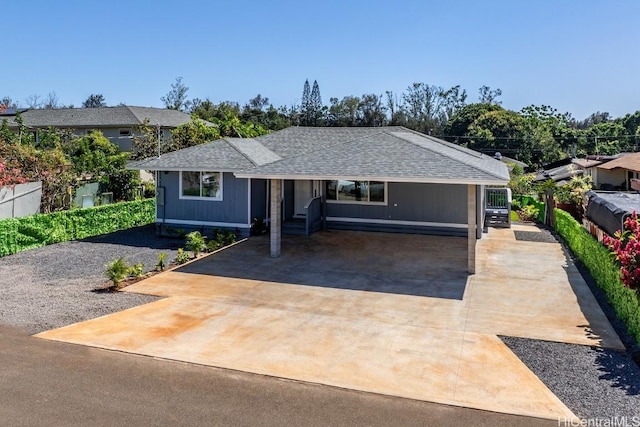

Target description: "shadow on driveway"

left=176, top=231, right=469, bottom=300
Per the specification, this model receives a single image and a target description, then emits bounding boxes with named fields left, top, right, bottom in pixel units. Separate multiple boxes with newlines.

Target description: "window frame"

left=179, top=171, right=223, bottom=201
left=325, top=180, right=388, bottom=205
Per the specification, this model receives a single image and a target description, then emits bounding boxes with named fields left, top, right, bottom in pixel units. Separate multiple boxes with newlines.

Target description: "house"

left=0, top=106, right=202, bottom=152
left=590, top=153, right=640, bottom=191
left=128, top=126, right=510, bottom=272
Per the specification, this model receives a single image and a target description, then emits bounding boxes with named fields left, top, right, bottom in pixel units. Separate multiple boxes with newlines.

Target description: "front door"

left=294, top=180, right=312, bottom=218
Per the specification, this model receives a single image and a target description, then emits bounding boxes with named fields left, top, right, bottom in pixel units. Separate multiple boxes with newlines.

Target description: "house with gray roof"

left=1, top=106, right=203, bottom=151
left=128, top=126, right=509, bottom=272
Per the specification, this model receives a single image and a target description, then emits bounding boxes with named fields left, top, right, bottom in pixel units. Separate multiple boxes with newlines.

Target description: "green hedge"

left=0, top=199, right=155, bottom=257
left=554, top=208, right=640, bottom=345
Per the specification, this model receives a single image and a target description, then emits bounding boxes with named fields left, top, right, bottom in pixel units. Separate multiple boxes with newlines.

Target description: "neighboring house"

left=533, top=158, right=583, bottom=186
left=590, top=153, right=640, bottom=191
left=129, top=126, right=509, bottom=273
left=0, top=106, right=201, bottom=152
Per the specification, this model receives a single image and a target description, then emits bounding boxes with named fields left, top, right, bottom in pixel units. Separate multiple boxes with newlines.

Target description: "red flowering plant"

left=604, top=211, right=640, bottom=290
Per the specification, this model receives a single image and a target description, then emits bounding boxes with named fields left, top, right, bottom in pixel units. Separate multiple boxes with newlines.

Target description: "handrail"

left=304, top=196, right=322, bottom=236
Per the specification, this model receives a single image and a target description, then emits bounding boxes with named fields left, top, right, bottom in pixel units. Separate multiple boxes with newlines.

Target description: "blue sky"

left=4, top=1, right=639, bottom=120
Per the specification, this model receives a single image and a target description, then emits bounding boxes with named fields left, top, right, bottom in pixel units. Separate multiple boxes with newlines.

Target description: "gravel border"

left=0, top=225, right=183, bottom=334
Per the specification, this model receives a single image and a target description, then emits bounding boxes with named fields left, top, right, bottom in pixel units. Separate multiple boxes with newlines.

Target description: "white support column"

left=270, top=179, right=282, bottom=258
left=468, top=184, right=477, bottom=274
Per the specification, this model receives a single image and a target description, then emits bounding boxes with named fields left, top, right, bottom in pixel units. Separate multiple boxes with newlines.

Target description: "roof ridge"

left=225, top=138, right=259, bottom=167
left=386, top=130, right=508, bottom=181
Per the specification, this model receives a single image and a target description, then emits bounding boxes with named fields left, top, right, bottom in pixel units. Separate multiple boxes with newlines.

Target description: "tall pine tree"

left=301, top=79, right=311, bottom=126
left=310, top=80, right=322, bottom=126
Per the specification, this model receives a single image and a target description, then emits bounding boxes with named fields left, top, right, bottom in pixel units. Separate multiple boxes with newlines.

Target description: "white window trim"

left=325, top=180, right=388, bottom=206
left=179, top=171, right=223, bottom=201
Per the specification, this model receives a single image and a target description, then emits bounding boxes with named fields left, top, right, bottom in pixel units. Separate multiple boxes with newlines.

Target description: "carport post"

left=270, top=179, right=282, bottom=257
left=467, top=184, right=476, bottom=274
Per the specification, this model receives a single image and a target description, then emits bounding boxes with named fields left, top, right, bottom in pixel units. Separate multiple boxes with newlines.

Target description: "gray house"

left=128, top=126, right=509, bottom=272
left=1, top=106, right=200, bottom=151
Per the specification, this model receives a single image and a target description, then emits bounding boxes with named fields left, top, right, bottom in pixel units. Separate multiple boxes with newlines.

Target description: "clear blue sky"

left=4, top=0, right=639, bottom=120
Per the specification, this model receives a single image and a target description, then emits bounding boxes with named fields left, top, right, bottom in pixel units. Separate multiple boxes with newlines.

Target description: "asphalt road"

left=0, top=326, right=554, bottom=427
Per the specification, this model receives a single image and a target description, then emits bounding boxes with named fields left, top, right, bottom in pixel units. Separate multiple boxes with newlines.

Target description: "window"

left=180, top=171, right=222, bottom=200
left=119, top=128, right=132, bottom=137
left=325, top=180, right=386, bottom=204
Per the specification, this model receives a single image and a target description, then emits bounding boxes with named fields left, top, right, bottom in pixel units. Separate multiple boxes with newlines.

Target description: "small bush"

left=156, top=252, right=167, bottom=271
left=104, top=257, right=130, bottom=288
left=517, top=204, right=539, bottom=222
left=175, top=248, right=190, bottom=265
left=128, top=263, right=144, bottom=278
left=185, top=231, right=206, bottom=257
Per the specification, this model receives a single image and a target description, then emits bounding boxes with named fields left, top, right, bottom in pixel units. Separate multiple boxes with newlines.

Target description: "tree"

left=161, top=77, right=191, bottom=111
left=1, top=96, right=17, bottom=110
left=43, top=91, right=60, bottom=109
left=442, top=103, right=504, bottom=142
left=478, top=85, right=502, bottom=105
left=82, top=93, right=107, bottom=108
left=300, top=79, right=311, bottom=126
left=247, top=94, right=269, bottom=111
left=25, top=94, right=42, bottom=109
left=309, top=80, right=323, bottom=126
left=400, top=82, right=450, bottom=134
left=358, top=94, right=387, bottom=127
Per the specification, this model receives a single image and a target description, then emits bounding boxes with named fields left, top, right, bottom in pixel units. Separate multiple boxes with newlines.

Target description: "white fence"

left=0, top=181, right=42, bottom=219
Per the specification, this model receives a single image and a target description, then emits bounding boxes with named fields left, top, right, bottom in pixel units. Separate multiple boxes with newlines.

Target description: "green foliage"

left=185, top=231, right=206, bottom=257
left=156, top=252, right=167, bottom=271
left=175, top=248, right=190, bottom=265
left=128, top=262, right=144, bottom=278
left=63, top=130, right=126, bottom=178
left=554, top=209, right=640, bottom=345
left=104, top=257, right=130, bottom=288
left=0, top=199, right=155, bottom=257
left=100, top=169, right=142, bottom=202
left=518, top=204, right=539, bottom=222
left=508, top=169, right=535, bottom=197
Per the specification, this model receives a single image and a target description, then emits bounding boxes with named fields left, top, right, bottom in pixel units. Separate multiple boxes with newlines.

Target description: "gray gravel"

left=0, top=225, right=183, bottom=334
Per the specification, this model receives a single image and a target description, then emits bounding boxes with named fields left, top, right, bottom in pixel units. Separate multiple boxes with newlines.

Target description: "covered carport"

left=234, top=129, right=509, bottom=274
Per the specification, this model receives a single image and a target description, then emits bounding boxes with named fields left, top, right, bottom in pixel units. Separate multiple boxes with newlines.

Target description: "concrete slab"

left=37, top=227, right=622, bottom=421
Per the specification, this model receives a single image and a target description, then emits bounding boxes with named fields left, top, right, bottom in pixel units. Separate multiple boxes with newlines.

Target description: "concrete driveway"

left=37, top=225, right=623, bottom=421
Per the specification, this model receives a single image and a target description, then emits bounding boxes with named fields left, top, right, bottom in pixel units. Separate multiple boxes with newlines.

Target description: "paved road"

left=0, top=326, right=553, bottom=427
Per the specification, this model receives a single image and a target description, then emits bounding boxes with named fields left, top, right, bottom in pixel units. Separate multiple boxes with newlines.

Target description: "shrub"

left=156, top=252, right=167, bottom=271
left=175, top=248, right=190, bottom=265
left=185, top=231, right=206, bottom=257
left=104, top=257, right=130, bottom=288
left=554, top=209, right=640, bottom=345
left=0, top=198, right=155, bottom=257
left=517, top=204, right=539, bottom=222
left=128, top=263, right=144, bottom=278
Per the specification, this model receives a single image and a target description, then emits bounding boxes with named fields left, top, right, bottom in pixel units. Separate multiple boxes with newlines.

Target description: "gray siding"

left=251, top=179, right=267, bottom=221
left=325, top=182, right=467, bottom=223
left=323, top=182, right=468, bottom=236
left=158, top=171, right=249, bottom=226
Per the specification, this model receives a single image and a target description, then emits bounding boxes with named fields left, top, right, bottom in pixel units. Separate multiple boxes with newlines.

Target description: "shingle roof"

left=226, top=138, right=281, bottom=166
left=597, top=152, right=640, bottom=173
left=3, top=106, right=201, bottom=128
left=235, top=128, right=509, bottom=185
left=129, top=126, right=509, bottom=185
left=127, top=138, right=256, bottom=172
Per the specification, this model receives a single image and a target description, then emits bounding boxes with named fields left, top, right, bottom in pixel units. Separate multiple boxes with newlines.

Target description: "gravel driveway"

left=0, top=225, right=183, bottom=334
